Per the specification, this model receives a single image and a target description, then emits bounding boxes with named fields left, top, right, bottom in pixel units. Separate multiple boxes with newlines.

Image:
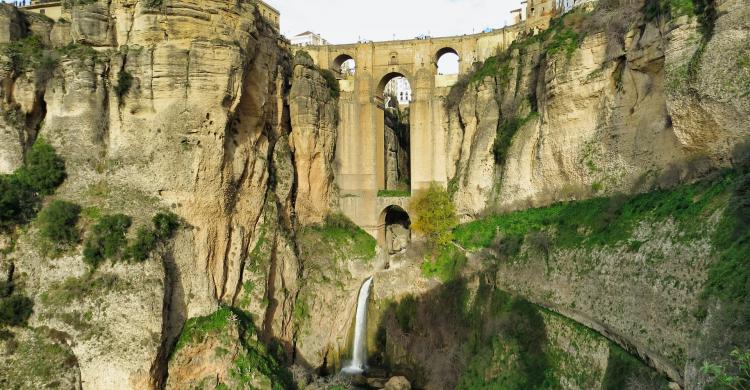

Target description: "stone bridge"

left=302, top=25, right=527, bottom=241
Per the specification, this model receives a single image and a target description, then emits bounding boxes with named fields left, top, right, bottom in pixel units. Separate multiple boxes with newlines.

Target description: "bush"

left=36, top=200, right=81, bottom=247
left=0, top=140, right=66, bottom=230
left=36, top=200, right=81, bottom=257
left=0, top=295, right=34, bottom=327
left=319, top=69, right=340, bottom=99
left=153, top=212, right=179, bottom=239
left=123, top=212, right=179, bottom=262
left=83, top=214, right=132, bottom=267
left=115, top=70, right=133, bottom=98
left=493, top=112, right=538, bottom=165
left=16, top=140, right=66, bottom=195
left=411, top=183, right=458, bottom=251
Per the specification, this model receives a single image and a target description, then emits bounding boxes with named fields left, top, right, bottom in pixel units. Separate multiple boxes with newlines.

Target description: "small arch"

left=378, top=206, right=412, bottom=255
left=332, top=54, right=356, bottom=77
left=436, top=47, right=460, bottom=75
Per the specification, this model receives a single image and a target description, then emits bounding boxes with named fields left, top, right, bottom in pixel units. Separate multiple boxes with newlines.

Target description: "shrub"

left=123, top=212, right=179, bottom=262
left=0, top=176, right=35, bottom=229
left=124, top=226, right=157, bottom=262
left=82, top=214, right=132, bottom=267
left=37, top=200, right=81, bottom=246
left=0, top=140, right=66, bottom=230
left=411, top=183, right=458, bottom=251
left=16, top=140, right=66, bottom=195
left=493, top=112, right=538, bottom=165
left=115, top=70, right=133, bottom=98
left=319, top=69, right=340, bottom=99
left=153, top=212, right=179, bottom=239
left=0, top=295, right=34, bottom=327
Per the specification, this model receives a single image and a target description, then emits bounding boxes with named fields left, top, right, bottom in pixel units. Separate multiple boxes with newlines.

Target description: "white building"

left=384, top=77, right=412, bottom=106
left=291, top=31, right=329, bottom=46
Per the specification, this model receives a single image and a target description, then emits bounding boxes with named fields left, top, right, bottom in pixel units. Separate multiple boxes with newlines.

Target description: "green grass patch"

left=377, top=189, right=411, bottom=198
left=704, top=167, right=750, bottom=302
left=421, top=245, right=467, bottom=282
left=298, top=213, right=376, bottom=262
left=455, top=171, right=735, bottom=251
left=173, top=306, right=292, bottom=389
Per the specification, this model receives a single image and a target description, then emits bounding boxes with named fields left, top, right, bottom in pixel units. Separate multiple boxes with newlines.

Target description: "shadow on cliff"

left=368, top=275, right=554, bottom=389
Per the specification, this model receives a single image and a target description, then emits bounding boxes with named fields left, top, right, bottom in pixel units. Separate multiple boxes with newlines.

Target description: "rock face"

left=0, top=0, right=340, bottom=388
left=289, top=52, right=338, bottom=225
left=446, top=0, right=750, bottom=219
left=0, top=0, right=748, bottom=389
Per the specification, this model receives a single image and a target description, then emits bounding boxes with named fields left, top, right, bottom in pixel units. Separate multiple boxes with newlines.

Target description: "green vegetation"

left=82, top=211, right=178, bottom=266
left=0, top=328, right=78, bottom=388
left=545, top=28, right=581, bottom=59
left=82, top=214, right=132, bottom=267
left=0, top=140, right=66, bottom=230
left=123, top=212, right=179, bottom=261
left=298, top=213, right=376, bottom=262
left=493, top=112, right=539, bottom=165
left=455, top=170, right=734, bottom=251
left=411, top=184, right=459, bottom=251
left=703, top=166, right=750, bottom=302
left=420, top=244, right=467, bottom=282
left=602, top=344, right=668, bottom=389
left=115, top=70, right=133, bottom=98
left=173, top=306, right=292, bottom=389
left=319, top=69, right=341, bottom=99
left=701, top=348, right=750, bottom=389
left=36, top=200, right=81, bottom=255
left=0, top=295, right=34, bottom=327
left=40, top=273, right=125, bottom=308
left=457, top=287, right=557, bottom=390
left=0, top=35, right=57, bottom=78
left=377, top=189, right=411, bottom=198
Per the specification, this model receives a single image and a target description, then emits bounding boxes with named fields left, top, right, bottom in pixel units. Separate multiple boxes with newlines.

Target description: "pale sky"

left=267, top=0, right=523, bottom=44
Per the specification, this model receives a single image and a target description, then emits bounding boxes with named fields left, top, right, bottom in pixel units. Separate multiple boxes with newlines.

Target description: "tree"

left=410, top=183, right=459, bottom=252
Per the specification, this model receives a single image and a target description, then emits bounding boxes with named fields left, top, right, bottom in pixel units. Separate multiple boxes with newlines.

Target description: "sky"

left=267, top=0, right=523, bottom=45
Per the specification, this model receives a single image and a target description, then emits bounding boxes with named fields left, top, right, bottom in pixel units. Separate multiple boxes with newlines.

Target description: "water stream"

left=342, top=276, right=374, bottom=374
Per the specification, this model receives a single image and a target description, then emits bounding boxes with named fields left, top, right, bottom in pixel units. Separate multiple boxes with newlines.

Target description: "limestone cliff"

left=0, top=0, right=339, bottom=388
left=447, top=0, right=750, bottom=220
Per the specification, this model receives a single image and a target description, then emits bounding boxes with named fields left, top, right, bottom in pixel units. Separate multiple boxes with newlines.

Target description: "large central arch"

left=376, top=72, right=412, bottom=192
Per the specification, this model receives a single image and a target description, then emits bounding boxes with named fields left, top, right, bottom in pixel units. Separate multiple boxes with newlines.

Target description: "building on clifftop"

left=255, top=0, right=280, bottom=29
left=20, top=0, right=62, bottom=20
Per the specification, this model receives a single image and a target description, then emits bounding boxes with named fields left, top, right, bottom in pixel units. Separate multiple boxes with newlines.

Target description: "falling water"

left=342, top=277, right=374, bottom=375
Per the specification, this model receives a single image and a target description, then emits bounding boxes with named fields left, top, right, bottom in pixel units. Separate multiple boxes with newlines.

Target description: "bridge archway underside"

left=301, top=26, right=524, bottom=238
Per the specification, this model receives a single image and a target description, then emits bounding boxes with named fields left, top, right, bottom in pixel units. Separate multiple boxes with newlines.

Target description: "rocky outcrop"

left=446, top=0, right=750, bottom=219
left=289, top=52, right=338, bottom=225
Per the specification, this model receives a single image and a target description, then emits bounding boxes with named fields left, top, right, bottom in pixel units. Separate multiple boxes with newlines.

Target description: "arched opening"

left=332, top=54, right=356, bottom=77
left=379, top=206, right=411, bottom=256
left=436, top=47, right=459, bottom=75
left=377, top=73, right=411, bottom=194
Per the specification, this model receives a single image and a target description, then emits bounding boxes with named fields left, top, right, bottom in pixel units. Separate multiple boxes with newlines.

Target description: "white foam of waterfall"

left=342, top=277, right=374, bottom=374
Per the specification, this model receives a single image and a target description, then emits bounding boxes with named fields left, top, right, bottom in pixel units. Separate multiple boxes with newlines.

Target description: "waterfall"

left=342, top=276, right=374, bottom=374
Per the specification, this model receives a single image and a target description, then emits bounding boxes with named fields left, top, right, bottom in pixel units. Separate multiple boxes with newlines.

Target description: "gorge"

left=0, top=0, right=748, bottom=389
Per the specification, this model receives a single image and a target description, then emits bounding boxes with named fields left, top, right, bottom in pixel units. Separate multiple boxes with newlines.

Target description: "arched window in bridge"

left=436, top=47, right=459, bottom=75
left=332, top=54, right=356, bottom=77
left=378, top=73, right=412, bottom=193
